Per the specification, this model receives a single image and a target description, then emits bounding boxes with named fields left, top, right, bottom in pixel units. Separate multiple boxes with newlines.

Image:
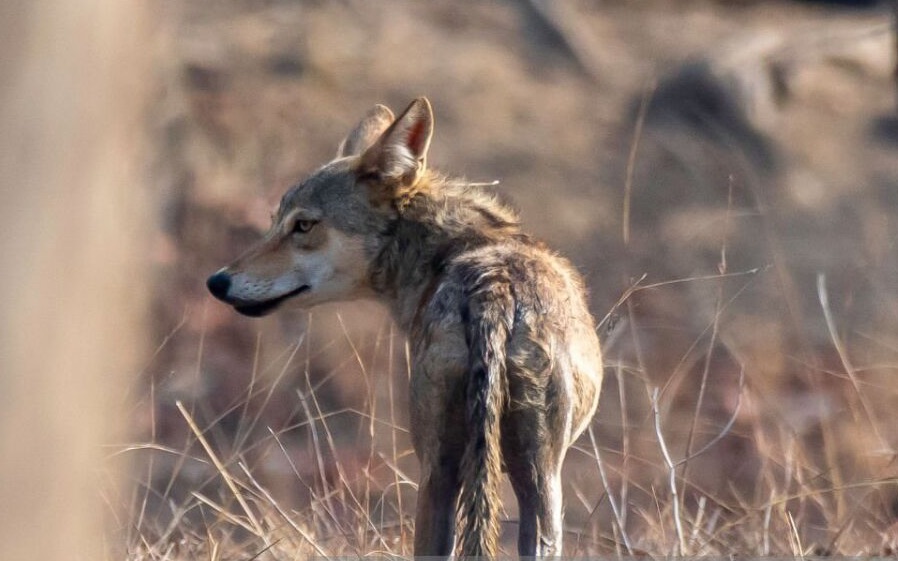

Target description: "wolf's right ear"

left=336, top=104, right=395, bottom=158
left=359, top=97, right=433, bottom=185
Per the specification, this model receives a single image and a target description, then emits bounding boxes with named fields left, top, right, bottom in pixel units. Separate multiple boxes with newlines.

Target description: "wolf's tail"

left=457, top=269, right=513, bottom=558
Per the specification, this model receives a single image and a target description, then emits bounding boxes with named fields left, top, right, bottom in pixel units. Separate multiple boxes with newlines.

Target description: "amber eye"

left=292, top=219, right=317, bottom=234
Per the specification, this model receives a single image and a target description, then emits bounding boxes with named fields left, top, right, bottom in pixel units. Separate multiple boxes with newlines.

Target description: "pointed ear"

left=359, top=97, right=433, bottom=184
left=336, top=104, right=395, bottom=158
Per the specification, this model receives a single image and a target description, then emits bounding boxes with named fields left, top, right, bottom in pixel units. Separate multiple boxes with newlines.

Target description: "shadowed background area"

left=5, top=0, right=898, bottom=559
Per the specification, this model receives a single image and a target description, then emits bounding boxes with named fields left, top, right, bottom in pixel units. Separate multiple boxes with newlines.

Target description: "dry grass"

left=113, top=277, right=898, bottom=559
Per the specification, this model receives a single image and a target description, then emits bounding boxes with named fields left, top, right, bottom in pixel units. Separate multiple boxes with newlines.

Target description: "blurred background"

left=5, top=0, right=898, bottom=559
left=1, top=1, right=151, bottom=560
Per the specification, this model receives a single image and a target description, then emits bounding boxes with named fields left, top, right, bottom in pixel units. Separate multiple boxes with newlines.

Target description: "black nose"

left=206, top=271, right=232, bottom=301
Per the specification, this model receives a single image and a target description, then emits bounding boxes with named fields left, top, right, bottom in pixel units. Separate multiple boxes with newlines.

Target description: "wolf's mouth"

left=233, top=285, right=310, bottom=317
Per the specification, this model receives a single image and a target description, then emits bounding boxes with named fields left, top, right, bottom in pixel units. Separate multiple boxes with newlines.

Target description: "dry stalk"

left=651, top=387, right=687, bottom=555
left=176, top=400, right=267, bottom=541
left=816, top=273, right=888, bottom=449
left=587, top=425, right=633, bottom=554
left=239, top=462, right=327, bottom=557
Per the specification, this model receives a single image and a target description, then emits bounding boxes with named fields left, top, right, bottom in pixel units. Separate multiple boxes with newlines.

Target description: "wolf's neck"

left=370, top=178, right=520, bottom=332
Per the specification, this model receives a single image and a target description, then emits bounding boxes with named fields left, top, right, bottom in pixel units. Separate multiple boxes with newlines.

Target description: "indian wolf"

left=206, top=98, right=603, bottom=557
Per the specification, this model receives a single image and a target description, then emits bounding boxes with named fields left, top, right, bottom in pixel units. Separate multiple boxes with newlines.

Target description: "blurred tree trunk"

left=0, top=1, right=152, bottom=559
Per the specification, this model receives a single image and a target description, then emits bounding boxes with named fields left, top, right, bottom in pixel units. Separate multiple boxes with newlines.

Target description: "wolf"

left=207, top=98, right=603, bottom=557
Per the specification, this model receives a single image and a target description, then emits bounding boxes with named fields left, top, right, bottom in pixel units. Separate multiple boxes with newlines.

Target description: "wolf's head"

left=207, top=98, right=433, bottom=316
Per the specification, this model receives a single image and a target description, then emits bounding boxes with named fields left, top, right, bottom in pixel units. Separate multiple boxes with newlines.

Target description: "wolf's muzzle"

left=206, top=270, right=309, bottom=317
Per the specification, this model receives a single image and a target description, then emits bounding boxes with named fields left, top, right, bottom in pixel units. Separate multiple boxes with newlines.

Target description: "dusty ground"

left=128, top=0, right=898, bottom=556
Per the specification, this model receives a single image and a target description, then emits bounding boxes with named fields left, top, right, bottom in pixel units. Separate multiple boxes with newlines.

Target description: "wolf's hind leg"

left=413, top=454, right=461, bottom=556
left=503, top=378, right=567, bottom=557
left=508, top=462, right=564, bottom=557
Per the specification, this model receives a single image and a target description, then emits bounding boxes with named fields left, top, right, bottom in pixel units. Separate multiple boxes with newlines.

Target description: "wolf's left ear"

left=337, top=104, right=395, bottom=158
left=359, top=97, right=433, bottom=184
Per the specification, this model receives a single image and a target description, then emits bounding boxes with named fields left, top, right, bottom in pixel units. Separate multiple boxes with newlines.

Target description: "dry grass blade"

left=677, top=364, right=745, bottom=465
left=638, top=267, right=764, bottom=291
left=597, top=273, right=647, bottom=333
left=175, top=401, right=268, bottom=541
left=623, top=80, right=655, bottom=246
left=787, top=510, right=805, bottom=558
left=651, top=387, right=687, bottom=555
left=587, top=425, right=633, bottom=554
left=816, top=273, right=888, bottom=450
left=238, top=462, right=329, bottom=557
left=191, top=492, right=257, bottom=535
